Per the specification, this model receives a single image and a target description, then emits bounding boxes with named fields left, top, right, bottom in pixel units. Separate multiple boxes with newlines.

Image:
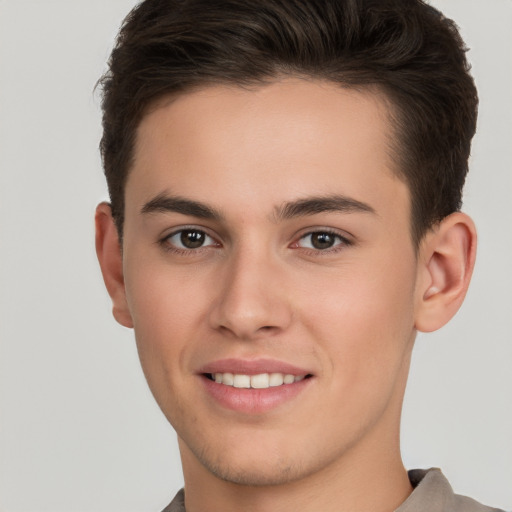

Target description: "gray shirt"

left=161, top=468, right=505, bottom=512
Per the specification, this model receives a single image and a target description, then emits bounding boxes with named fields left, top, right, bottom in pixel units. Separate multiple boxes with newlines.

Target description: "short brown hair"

left=99, top=0, right=478, bottom=245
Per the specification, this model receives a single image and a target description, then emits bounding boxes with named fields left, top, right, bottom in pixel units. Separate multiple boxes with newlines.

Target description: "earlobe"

left=95, top=202, right=134, bottom=328
left=414, top=212, right=477, bottom=333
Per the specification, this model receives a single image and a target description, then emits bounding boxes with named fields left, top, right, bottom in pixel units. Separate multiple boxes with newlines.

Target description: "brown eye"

left=310, top=232, right=335, bottom=249
left=180, top=230, right=205, bottom=248
left=165, top=229, right=216, bottom=250
left=297, top=231, right=348, bottom=251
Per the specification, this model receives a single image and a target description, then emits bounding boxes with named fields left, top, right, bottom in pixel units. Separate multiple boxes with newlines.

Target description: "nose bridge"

left=209, top=242, right=291, bottom=339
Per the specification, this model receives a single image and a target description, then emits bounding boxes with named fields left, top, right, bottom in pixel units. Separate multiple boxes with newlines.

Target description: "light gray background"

left=0, top=1, right=510, bottom=511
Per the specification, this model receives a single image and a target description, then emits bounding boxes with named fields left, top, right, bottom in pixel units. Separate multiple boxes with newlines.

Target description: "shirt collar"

left=396, top=468, right=455, bottom=512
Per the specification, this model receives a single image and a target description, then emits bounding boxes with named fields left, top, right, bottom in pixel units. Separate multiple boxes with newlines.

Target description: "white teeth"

left=250, top=373, right=270, bottom=389
left=212, top=372, right=307, bottom=389
left=283, top=374, right=295, bottom=384
left=222, top=373, right=234, bottom=386
left=269, top=373, right=284, bottom=387
left=233, top=374, right=251, bottom=388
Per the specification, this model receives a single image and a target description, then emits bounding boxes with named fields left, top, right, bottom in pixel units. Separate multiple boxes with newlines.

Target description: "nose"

left=208, top=248, right=293, bottom=340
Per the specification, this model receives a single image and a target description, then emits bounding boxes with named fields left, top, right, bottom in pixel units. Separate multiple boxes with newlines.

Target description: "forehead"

left=127, top=78, right=408, bottom=225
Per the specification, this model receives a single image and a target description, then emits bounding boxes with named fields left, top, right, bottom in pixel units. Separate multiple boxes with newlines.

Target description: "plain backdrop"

left=0, top=1, right=511, bottom=511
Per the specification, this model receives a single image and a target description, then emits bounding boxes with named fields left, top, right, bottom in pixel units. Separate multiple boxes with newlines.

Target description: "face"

left=121, top=79, right=420, bottom=486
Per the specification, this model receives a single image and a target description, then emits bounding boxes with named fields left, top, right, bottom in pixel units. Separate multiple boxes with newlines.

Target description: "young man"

left=95, top=1, right=504, bottom=511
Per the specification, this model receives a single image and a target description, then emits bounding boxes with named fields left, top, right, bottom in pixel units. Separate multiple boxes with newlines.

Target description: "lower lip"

left=200, top=375, right=312, bottom=414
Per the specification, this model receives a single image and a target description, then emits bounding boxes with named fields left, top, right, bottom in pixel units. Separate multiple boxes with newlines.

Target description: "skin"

left=96, top=78, right=476, bottom=512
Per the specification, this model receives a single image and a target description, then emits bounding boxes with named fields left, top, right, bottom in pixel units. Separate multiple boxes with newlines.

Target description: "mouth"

left=203, top=372, right=312, bottom=389
left=198, top=359, right=314, bottom=414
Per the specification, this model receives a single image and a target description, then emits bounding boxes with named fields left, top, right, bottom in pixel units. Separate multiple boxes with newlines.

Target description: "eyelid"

left=291, top=227, right=354, bottom=253
left=159, top=225, right=221, bottom=252
left=160, top=224, right=218, bottom=239
left=157, top=225, right=353, bottom=254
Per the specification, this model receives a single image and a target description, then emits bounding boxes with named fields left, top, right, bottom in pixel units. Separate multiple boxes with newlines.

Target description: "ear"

left=95, top=202, right=134, bottom=328
left=414, top=212, right=477, bottom=333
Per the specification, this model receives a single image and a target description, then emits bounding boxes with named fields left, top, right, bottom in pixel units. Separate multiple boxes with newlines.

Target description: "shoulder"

left=161, top=488, right=185, bottom=512
left=451, top=492, right=506, bottom=512
left=398, top=468, right=506, bottom=512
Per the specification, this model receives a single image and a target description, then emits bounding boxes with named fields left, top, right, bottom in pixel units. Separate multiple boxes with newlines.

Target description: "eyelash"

left=293, top=229, right=353, bottom=255
left=159, top=227, right=353, bottom=256
left=159, top=227, right=219, bottom=256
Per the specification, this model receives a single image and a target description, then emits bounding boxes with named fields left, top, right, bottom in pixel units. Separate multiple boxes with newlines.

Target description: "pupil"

left=181, top=230, right=205, bottom=249
left=311, top=232, right=334, bottom=249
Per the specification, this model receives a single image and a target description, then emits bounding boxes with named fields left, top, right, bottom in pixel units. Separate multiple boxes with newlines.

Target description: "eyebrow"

left=274, top=195, right=376, bottom=220
left=140, top=192, right=376, bottom=222
left=141, top=193, right=223, bottom=220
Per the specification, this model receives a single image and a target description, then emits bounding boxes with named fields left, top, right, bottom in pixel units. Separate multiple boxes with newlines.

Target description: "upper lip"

left=198, top=358, right=312, bottom=376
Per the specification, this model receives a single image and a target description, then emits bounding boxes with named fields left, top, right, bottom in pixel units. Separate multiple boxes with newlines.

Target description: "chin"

left=185, top=435, right=327, bottom=487
left=201, top=455, right=305, bottom=487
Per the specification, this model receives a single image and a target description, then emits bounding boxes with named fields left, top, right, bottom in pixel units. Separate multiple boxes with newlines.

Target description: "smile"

left=199, top=359, right=314, bottom=413
left=206, top=372, right=307, bottom=389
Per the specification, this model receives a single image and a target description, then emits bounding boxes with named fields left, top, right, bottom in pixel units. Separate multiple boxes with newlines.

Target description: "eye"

left=296, top=231, right=348, bottom=251
left=164, top=228, right=217, bottom=250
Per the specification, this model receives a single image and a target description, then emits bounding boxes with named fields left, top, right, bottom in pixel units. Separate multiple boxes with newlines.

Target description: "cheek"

left=125, top=255, right=210, bottom=338
left=299, top=255, right=417, bottom=389
left=123, top=258, right=211, bottom=396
